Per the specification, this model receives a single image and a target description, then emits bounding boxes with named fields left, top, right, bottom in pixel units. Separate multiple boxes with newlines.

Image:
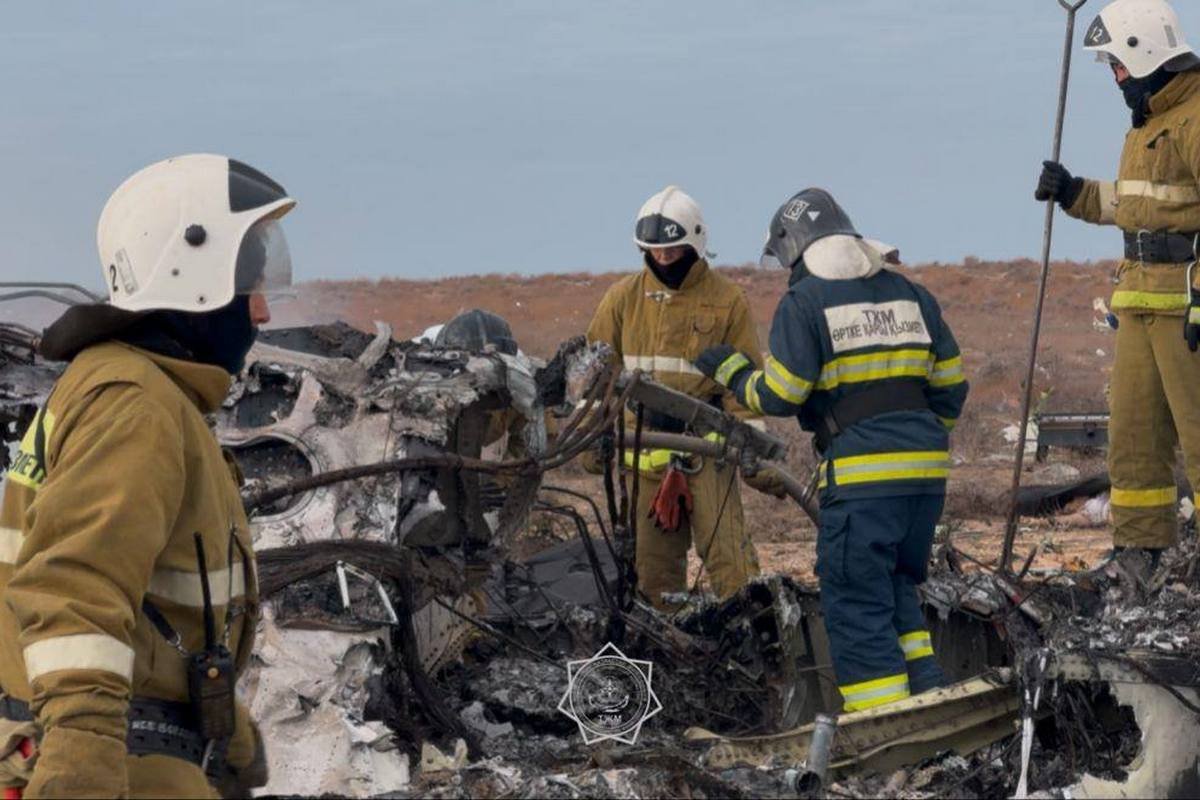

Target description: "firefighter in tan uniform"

left=0, top=154, right=295, bottom=797
left=587, top=186, right=774, bottom=608
left=1036, top=0, right=1200, bottom=566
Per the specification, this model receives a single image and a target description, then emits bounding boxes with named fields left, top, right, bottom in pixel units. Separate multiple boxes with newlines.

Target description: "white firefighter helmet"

left=1084, top=0, right=1198, bottom=79
left=633, top=185, right=707, bottom=257
left=97, top=154, right=296, bottom=313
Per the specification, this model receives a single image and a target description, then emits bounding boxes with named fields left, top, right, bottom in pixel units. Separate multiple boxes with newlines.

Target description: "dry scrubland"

left=288, top=259, right=1122, bottom=577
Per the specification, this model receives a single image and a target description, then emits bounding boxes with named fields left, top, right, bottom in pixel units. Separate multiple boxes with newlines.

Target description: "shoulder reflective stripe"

left=744, top=373, right=765, bottom=415
left=839, top=673, right=910, bottom=711
left=816, top=349, right=933, bottom=390
left=1117, top=179, right=1200, bottom=204
left=146, top=564, right=247, bottom=608
left=1110, top=291, right=1189, bottom=310
left=24, top=633, right=134, bottom=682
left=622, top=355, right=703, bottom=377
left=715, top=353, right=752, bottom=386
left=1097, top=181, right=1119, bottom=224
left=0, top=527, right=22, bottom=565
left=1110, top=486, right=1177, bottom=508
left=832, top=451, right=951, bottom=485
left=899, top=630, right=934, bottom=661
left=929, top=356, right=964, bottom=388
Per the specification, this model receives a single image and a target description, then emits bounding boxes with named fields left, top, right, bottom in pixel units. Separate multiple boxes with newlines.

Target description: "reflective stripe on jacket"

left=726, top=269, right=968, bottom=500
left=1066, top=71, right=1200, bottom=314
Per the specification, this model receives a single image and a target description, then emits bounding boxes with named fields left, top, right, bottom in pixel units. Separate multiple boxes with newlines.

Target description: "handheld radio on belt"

left=187, top=533, right=236, bottom=765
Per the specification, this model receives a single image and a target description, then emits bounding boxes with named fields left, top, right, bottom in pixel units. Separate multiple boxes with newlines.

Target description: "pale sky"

left=0, top=1, right=1187, bottom=289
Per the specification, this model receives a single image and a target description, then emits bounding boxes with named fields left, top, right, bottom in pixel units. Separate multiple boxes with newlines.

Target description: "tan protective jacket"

left=587, top=259, right=763, bottom=427
left=1067, top=70, right=1200, bottom=313
left=0, top=342, right=259, bottom=792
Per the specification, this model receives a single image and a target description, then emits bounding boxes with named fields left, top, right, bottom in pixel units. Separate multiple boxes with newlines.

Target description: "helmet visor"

left=635, top=214, right=688, bottom=247
left=234, top=219, right=292, bottom=294
left=759, top=250, right=785, bottom=270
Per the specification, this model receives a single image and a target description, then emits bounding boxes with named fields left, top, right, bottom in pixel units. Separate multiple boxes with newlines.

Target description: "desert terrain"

left=281, top=257, right=1124, bottom=582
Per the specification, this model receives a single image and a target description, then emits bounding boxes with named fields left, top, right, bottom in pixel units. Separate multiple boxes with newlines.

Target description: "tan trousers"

left=631, top=456, right=761, bottom=608
left=1109, top=311, right=1200, bottom=548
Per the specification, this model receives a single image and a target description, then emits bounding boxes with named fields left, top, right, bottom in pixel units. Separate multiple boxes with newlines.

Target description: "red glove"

left=648, top=466, right=693, bottom=532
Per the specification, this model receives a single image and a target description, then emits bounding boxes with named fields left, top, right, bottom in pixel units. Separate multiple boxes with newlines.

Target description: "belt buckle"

left=1135, top=229, right=1151, bottom=264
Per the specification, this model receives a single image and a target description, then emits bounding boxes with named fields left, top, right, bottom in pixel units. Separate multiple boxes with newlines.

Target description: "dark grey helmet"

left=435, top=309, right=518, bottom=355
left=761, top=188, right=859, bottom=272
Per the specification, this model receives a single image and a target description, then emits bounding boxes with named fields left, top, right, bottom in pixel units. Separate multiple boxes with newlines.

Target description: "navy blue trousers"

left=815, top=494, right=947, bottom=710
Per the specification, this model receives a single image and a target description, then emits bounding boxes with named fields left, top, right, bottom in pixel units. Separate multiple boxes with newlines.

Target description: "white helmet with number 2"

left=1084, top=0, right=1198, bottom=79
left=633, top=185, right=708, bottom=258
left=97, top=154, right=296, bottom=313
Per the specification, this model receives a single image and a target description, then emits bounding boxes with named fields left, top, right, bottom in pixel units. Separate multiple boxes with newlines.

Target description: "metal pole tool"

left=1002, top=0, right=1089, bottom=574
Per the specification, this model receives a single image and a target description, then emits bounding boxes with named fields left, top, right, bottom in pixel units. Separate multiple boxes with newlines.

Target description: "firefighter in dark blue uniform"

left=695, top=188, right=969, bottom=712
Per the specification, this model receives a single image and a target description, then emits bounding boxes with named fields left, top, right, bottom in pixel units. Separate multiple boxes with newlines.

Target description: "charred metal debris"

left=2, top=316, right=1200, bottom=798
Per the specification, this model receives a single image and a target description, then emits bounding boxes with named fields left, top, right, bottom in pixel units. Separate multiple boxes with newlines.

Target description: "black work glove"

left=1186, top=293, right=1200, bottom=352
left=1035, top=161, right=1084, bottom=208
left=694, top=345, right=753, bottom=389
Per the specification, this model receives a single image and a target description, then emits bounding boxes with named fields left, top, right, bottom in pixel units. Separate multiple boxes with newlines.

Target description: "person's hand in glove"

left=742, top=464, right=789, bottom=499
left=648, top=465, right=693, bottom=533
left=1035, top=161, right=1084, bottom=209
left=694, top=345, right=754, bottom=389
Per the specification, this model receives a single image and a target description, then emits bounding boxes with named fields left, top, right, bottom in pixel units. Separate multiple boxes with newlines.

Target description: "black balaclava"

left=117, top=295, right=257, bottom=375
left=644, top=246, right=699, bottom=290
left=1121, top=66, right=1176, bottom=127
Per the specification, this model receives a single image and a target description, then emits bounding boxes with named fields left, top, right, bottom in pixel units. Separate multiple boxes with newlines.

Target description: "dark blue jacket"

left=727, top=270, right=968, bottom=500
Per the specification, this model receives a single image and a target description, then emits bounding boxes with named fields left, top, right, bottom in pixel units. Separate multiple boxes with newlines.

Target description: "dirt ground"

left=288, top=257, right=1124, bottom=581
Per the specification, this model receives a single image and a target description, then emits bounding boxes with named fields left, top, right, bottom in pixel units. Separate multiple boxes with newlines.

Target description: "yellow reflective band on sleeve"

left=831, top=451, right=951, bottom=486
left=816, top=349, right=933, bottom=391
left=1110, top=291, right=1189, bottom=311
left=744, top=372, right=765, bottom=415
left=1117, top=179, right=1200, bottom=204
left=929, top=356, right=964, bottom=388
left=899, top=630, right=935, bottom=661
left=24, top=633, right=135, bottom=682
left=1110, top=486, right=1177, bottom=508
left=840, top=673, right=910, bottom=712
left=939, top=416, right=957, bottom=430
left=763, top=355, right=812, bottom=405
left=5, top=408, right=56, bottom=491
left=817, top=460, right=829, bottom=490
left=715, top=353, right=752, bottom=387
left=0, top=527, right=22, bottom=565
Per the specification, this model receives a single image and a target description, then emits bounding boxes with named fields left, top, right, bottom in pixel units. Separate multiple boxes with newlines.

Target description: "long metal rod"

left=1002, top=0, right=1088, bottom=574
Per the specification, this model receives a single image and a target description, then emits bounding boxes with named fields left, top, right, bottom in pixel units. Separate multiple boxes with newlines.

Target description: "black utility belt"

left=813, top=380, right=930, bottom=452
left=1123, top=230, right=1200, bottom=264
left=0, top=695, right=224, bottom=772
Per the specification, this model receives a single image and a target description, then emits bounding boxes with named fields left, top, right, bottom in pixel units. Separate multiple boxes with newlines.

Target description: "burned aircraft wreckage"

left=2, top=292, right=1200, bottom=798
